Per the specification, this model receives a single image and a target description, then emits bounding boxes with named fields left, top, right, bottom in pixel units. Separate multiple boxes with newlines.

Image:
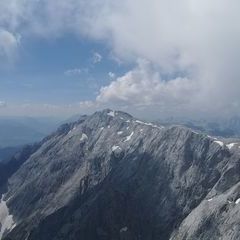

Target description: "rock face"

left=0, top=144, right=42, bottom=196
left=1, top=109, right=240, bottom=240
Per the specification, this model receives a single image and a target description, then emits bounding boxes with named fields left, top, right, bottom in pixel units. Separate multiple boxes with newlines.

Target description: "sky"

left=0, top=0, right=240, bottom=119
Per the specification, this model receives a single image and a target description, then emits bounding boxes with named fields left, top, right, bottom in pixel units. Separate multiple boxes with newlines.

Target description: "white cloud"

left=64, top=68, right=82, bottom=76
left=92, top=52, right=102, bottom=64
left=64, top=68, right=89, bottom=77
left=0, top=0, right=240, bottom=117
left=97, top=59, right=198, bottom=116
left=0, top=29, right=20, bottom=60
left=108, top=72, right=115, bottom=79
left=79, top=100, right=96, bottom=108
left=0, top=101, right=6, bottom=108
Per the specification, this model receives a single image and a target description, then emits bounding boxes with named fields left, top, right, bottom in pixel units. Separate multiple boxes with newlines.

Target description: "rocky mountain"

left=0, top=109, right=240, bottom=240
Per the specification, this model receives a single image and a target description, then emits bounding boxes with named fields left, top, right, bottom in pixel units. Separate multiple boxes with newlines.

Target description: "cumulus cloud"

left=97, top=59, right=199, bottom=116
left=0, top=0, right=240, bottom=117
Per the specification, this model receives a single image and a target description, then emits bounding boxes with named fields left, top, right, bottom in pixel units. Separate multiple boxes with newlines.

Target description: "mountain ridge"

left=0, top=109, right=240, bottom=240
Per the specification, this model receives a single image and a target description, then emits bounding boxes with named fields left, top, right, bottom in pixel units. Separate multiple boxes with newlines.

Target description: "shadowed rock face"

left=0, top=144, right=42, bottom=197
left=1, top=109, right=240, bottom=240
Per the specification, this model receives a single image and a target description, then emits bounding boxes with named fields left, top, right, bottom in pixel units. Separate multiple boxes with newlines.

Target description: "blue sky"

left=0, top=1, right=239, bottom=119
left=0, top=34, right=130, bottom=107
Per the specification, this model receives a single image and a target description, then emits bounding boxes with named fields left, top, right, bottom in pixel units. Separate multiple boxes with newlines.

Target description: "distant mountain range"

left=0, top=116, right=61, bottom=148
left=0, top=109, right=240, bottom=239
left=158, top=115, right=240, bottom=138
left=0, top=147, right=21, bottom=163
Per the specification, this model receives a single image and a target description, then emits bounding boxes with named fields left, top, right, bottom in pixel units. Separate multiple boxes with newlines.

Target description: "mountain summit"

left=0, top=109, right=240, bottom=240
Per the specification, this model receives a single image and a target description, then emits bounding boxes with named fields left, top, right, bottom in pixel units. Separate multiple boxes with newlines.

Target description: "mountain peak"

left=1, top=110, right=240, bottom=240
left=93, top=109, right=133, bottom=119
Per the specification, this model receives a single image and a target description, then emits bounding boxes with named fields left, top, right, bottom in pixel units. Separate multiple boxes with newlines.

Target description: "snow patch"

left=107, top=111, right=115, bottom=117
left=235, top=198, right=240, bottom=204
left=135, top=120, right=147, bottom=124
left=214, top=140, right=224, bottom=147
left=68, top=126, right=77, bottom=135
left=135, top=120, right=164, bottom=129
left=80, top=133, right=88, bottom=141
left=207, top=198, right=213, bottom=202
left=192, top=130, right=199, bottom=135
left=117, top=131, right=123, bottom=135
left=226, top=143, right=237, bottom=150
left=112, top=145, right=121, bottom=151
left=208, top=135, right=217, bottom=140
left=107, top=125, right=111, bottom=129
left=120, top=227, right=128, bottom=233
left=0, top=195, right=15, bottom=239
left=124, top=132, right=134, bottom=142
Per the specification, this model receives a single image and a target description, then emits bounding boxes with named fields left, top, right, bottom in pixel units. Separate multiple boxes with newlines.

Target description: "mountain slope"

left=0, top=110, right=240, bottom=240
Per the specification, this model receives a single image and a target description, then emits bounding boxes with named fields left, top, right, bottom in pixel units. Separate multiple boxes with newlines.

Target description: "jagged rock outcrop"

left=0, top=109, right=240, bottom=240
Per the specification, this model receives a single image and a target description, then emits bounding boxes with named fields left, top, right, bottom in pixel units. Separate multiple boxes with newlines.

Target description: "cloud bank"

left=0, top=0, right=240, bottom=118
left=97, top=60, right=196, bottom=109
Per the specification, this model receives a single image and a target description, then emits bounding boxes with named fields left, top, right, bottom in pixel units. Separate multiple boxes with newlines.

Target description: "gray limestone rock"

left=0, top=109, right=240, bottom=240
